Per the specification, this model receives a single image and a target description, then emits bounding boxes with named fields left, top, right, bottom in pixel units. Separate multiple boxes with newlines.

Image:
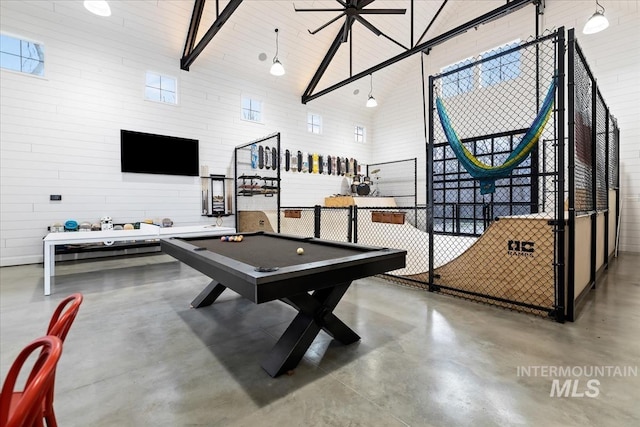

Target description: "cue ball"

left=297, top=247, right=304, bottom=255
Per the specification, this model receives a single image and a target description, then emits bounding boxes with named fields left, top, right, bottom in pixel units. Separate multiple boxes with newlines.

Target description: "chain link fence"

left=595, top=92, right=608, bottom=211
left=365, top=159, right=417, bottom=208
left=572, top=48, right=594, bottom=214
left=254, top=29, right=619, bottom=322
left=278, top=207, right=353, bottom=243
left=355, top=206, right=430, bottom=280
left=427, top=32, right=560, bottom=316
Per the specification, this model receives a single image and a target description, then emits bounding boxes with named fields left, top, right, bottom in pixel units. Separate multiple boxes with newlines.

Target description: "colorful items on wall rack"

left=250, top=144, right=360, bottom=177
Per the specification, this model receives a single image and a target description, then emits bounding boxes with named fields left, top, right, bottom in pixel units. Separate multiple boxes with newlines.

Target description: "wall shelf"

left=237, top=175, right=279, bottom=197
left=201, top=174, right=233, bottom=216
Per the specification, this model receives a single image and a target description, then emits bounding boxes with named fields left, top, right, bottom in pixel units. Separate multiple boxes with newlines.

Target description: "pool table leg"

left=191, top=280, right=227, bottom=308
left=261, top=281, right=359, bottom=377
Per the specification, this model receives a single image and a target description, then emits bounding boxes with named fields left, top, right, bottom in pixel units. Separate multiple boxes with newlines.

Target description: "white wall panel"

left=0, top=1, right=372, bottom=266
left=1, top=1, right=637, bottom=267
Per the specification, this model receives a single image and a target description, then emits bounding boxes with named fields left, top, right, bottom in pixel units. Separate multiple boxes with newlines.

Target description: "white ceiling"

left=84, top=1, right=517, bottom=108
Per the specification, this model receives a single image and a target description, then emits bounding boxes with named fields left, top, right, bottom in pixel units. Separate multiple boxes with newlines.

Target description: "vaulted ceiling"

left=178, top=0, right=535, bottom=105
left=71, top=1, right=537, bottom=109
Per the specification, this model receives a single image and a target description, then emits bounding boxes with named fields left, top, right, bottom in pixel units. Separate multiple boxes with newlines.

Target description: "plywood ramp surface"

left=237, top=211, right=275, bottom=233
left=433, top=216, right=555, bottom=308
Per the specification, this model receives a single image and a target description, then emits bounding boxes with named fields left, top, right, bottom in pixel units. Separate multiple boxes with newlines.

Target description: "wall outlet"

left=50, top=195, right=62, bottom=201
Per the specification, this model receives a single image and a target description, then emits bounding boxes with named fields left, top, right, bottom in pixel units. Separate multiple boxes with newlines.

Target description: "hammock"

left=436, top=78, right=556, bottom=194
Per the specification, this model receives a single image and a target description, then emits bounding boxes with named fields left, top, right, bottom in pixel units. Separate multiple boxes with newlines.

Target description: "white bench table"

left=43, top=223, right=235, bottom=295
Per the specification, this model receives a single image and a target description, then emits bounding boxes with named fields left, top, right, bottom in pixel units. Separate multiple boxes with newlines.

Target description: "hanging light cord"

left=595, top=0, right=605, bottom=13
left=274, top=29, right=280, bottom=62
left=368, top=73, right=374, bottom=97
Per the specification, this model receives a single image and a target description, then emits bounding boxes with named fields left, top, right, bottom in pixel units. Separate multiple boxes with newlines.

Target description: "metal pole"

left=427, top=72, right=436, bottom=291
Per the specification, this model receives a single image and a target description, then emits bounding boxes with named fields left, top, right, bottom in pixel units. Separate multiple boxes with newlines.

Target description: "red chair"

left=42, top=293, right=83, bottom=427
left=47, top=293, right=83, bottom=342
left=0, top=336, right=63, bottom=427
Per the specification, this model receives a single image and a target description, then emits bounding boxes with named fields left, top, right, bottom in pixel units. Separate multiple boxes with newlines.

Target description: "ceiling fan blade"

left=356, top=15, right=409, bottom=50
left=357, top=0, right=375, bottom=8
left=341, top=17, right=352, bottom=43
left=308, top=12, right=347, bottom=35
left=337, top=16, right=356, bottom=43
left=358, top=9, right=407, bottom=14
left=294, top=7, right=348, bottom=12
left=354, top=15, right=382, bottom=36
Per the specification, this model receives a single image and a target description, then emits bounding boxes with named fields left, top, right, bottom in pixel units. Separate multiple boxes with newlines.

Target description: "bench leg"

left=44, top=243, right=55, bottom=296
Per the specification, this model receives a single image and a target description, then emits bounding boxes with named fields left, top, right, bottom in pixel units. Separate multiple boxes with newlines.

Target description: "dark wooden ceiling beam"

left=182, top=0, right=206, bottom=63
left=415, top=0, right=448, bottom=47
left=302, top=0, right=534, bottom=103
left=181, top=0, right=244, bottom=71
left=302, top=17, right=356, bottom=100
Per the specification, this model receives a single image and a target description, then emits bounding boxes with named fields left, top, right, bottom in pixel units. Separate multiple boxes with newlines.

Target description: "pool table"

left=160, top=231, right=406, bottom=377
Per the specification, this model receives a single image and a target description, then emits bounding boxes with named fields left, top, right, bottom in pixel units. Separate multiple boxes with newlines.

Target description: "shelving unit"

left=201, top=174, right=233, bottom=217
left=260, top=176, right=279, bottom=197
left=234, top=133, right=281, bottom=232
left=237, top=175, right=280, bottom=197
left=237, top=175, right=262, bottom=196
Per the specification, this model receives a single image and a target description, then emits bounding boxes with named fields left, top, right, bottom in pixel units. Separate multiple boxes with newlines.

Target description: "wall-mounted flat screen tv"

left=120, top=130, right=199, bottom=176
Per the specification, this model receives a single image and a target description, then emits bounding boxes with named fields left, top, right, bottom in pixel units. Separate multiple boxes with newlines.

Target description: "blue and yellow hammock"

left=436, top=78, right=556, bottom=194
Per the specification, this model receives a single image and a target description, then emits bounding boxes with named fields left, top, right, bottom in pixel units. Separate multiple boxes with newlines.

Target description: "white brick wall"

left=0, top=1, right=373, bottom=266
left=1, top=1, right=637, bottom=267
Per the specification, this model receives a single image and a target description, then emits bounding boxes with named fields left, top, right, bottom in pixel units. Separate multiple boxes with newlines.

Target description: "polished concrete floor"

left=1, top=252, right=639, bottom=426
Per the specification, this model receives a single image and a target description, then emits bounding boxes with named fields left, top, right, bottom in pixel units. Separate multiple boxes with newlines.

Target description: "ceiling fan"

left=294, top=0, right=407, bottom=45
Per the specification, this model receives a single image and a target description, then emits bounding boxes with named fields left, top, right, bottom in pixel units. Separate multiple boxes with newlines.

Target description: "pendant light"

left=583, top=0, right=609, bottom=34
left=270, top=29, right=285, bottom=76
left=366, top=73, right=378, bottom=107
left=84, top=0, right=111, bottom=17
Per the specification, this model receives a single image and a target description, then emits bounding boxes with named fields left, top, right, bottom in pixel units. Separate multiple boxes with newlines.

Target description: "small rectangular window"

left=241, top=96, right=263, bottom=122
left=355, top=125, right=366, bottom=143
left=0, top=34, right=44, bottom=76
left=480, top=41, right=521, bottom=87
left=441, top=58, right=473, bottom=98
left=307, top=113, right=322, bottom=134
left=145, top=72, right=177, bottom=104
